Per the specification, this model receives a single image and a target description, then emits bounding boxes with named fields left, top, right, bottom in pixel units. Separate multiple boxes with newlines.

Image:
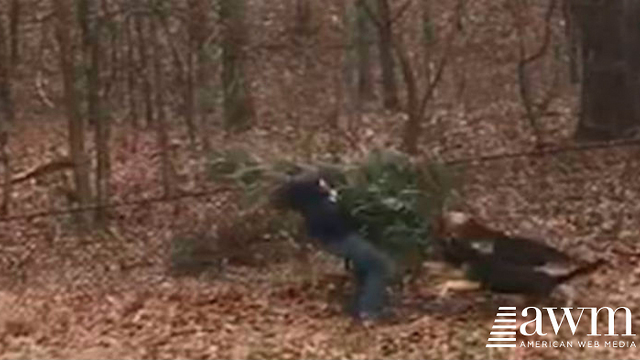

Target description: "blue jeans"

left=324, top=233, right=393, bottom=318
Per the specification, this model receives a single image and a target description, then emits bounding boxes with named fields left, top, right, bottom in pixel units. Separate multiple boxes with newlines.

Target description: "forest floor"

left=1, top=107, right=640, bottom=359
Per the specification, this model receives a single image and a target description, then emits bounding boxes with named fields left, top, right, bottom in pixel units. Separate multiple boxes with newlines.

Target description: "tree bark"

left=83, top=0, right=110, bottom=227
left=294, top=0, right=313, bottom=37
left=189, top=0, right=214, bottom=152
left=573, top=0, right=640, bottom=140
left=220, top=0, right=255, bottom=132
left=135, top=15, right=154, bottom=127
left=0, top=128, right=10, bottom=216
left=9, top=0, right=19, bottom=68
left=0, top=13, right=12, bottom=215
left=185, top=0, right=208, bottom=145
left=356, top=0, right=374, bottom=105
left=562, top=0, right=580, bottom=84
left=53, top=0, right=92, bottom=229
left=125, top=17, right=138, bottom=128
left=395, top=36, right=420, bottom=154
left=0, top=10, right=14, bottom=123
left=376, top=0, right=399, bottom=111
left=151, top=16, right=175, bottom=198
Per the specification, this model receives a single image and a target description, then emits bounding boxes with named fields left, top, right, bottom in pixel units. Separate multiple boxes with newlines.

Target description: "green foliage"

left=334, top=150, right=456, bottom=272
left=209, top=148, right=262, bottom=184
left=207, top=148, right=459, bottom=273
left=208, top=148, right=272, bottom=208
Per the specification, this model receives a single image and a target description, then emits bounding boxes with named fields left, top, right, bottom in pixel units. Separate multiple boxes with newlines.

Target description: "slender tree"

left=135, top=13, right=154, bottom=127
left=0, top=11, right=12, bottom=215
left=220, top=0, right=255, bottom=131
left=376, top=0, right=399, bottom=111
left=53, top=0, right=93, bottom=228
left=294, top=0, right=313, bottom=37
left=572, top=0, right=640, bottom=140
left=356, top=0, right=375, bottom=105
left=151, top=14, right=175, bottom=198
left=0, top=9, right=14, bottom=124
left=82, top=0, right=111, bottom=227
left=9, top=0, right=19, bottom=68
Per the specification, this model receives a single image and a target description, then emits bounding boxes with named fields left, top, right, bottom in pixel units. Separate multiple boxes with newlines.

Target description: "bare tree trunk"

left=84, top=0, right=110, bottom=227
left=394, top=2, right=455, bottom=154
left=184, top=53, right=196, bottom=145
left=356, top=0, right=374, bottom=106
left=562, top=0, right=580, bottom=84
left=421, top=0, right=434, bottom=84
left=328, top=68, right=343, bottom=160
left=0, top=129, right=10, bottom=216
left=220, top=0, right=255, bottom=132
left=183, top=0, right=214, bottom=152
left=53, top=0, right=92, bottom=229
left=0, top=11, right=14, bottom=124
left=185, top=0, right=207, bottom=145
left=78, top=0, right=94, bottom=123
left=294, top=0, right=313, bottom=37
left=125, top=17, right=138, bottom=128
left=103, top=0, right=120, bottom=105
left=395, top=36, right=420, bottom=154
left=9, top=0, right=19, bottom=68
left=0, top=13, right=12, bottom=216
left=510, top=0, right=558, bottom=148
left=376, top=0, right=399, bottom=111
left=135, top=15, right=154, bottom=128
left=573, top=0, right=640, bottom=140
left=151, top=17, right=175, bottom=198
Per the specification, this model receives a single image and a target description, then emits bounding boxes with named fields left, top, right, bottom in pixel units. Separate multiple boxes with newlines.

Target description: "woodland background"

left=1, top=0, right=640, bottom=359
